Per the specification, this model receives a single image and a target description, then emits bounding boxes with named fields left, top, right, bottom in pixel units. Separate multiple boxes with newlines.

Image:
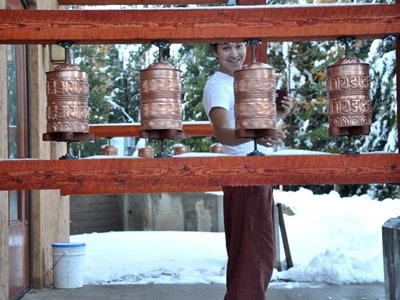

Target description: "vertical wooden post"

left=273, top=206, right=281, bottom=270
left=382, top=217, right=400, bottom=300
left=397, top=32, right=400, bottom=152
left=397, top=0, right=400, bottom=152
left=277, top=203, right=293, bottom=269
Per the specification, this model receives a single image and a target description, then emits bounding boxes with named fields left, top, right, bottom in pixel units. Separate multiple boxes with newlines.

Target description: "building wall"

left=0, top=0, right=10, bottom=295
left=70, top=195, right=123, bottom=235
left=28, top=38, right=70, bottom=287
left=122, top=192, right=224, bottom=232
left=0, top=0, right=70, bottom=295
left=28, top=0, right=70, bottom=287
left=70, top=192, right=224, bottom=235
left=0, top=191, right=9, bottom=300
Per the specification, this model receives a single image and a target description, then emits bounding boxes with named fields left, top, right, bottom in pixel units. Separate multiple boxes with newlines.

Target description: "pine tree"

left=172, top=44, right=220, bottom=152
left=268, top=37, right=398, bottom=199
left=108, top=44, right=151, bottom=123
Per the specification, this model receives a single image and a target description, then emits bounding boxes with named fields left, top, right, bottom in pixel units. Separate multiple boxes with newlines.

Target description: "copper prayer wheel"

left=173, top=143, right=190, bottom=155
left=101, top=144, right=118, bottom=156
left=234, top=61, right=277, bottom=138
left=139, top=61, right=183, bottom=138
left=138, top=146, right=155, bottom=158
left=46, top=64, right=90, bottom=133
left=327, top=57, right=372, bottom=136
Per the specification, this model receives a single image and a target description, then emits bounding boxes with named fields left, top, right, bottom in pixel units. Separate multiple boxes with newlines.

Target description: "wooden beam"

left=58, top=0, right=227, bottom=5
left=89, top=122, right=214, bottom=138
left=0, top=154, right=399, bottom=195
left=0, top=4, right=399, bottom=44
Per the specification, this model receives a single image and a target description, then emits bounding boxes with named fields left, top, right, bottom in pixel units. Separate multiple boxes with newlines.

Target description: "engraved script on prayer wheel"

left=327, top=57, right=372, bottom=136
left=139, top=61, right=183, bottom=134
left=234, top=62, right=277, bottom=137
left=46, top=64, right=89, bottom=133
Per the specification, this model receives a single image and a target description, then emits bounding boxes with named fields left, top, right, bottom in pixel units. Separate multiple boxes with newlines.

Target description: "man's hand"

left=257, top=129, right=286, bottom=147
left=277, top=95, right=292, bottom=119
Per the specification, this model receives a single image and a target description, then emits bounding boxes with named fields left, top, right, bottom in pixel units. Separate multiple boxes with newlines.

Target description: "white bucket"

left=52, top=242, right=86, bottom=289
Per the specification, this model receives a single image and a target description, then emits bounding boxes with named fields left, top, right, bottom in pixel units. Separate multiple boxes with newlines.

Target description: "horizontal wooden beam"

left=89, top=122, right=214, bottom=138
left=58, top=0, right=227, bottom=5
left=0, top=154, right=399, bottom=195
left=0, top=4, right=399, bottom=44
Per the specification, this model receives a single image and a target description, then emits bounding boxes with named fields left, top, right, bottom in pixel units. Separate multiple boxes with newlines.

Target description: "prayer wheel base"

left=43, top=132, right=95, bottom=142
left=235, top=128, right=276, bottom=139
left=139, top=129, right=185, bottom=140
left=329, top=126, right=370, bottom=137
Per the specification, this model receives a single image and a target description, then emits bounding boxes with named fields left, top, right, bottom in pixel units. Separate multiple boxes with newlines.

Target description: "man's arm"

left=209, top=107, right=286, bottom=148
left=208, top=107, right=249, bottom=146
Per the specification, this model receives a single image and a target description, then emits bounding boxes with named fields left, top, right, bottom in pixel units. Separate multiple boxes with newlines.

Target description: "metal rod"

left=153, top=40, right=170, bottom=63
left=245, top=38, right=261, bottom=63
left=57, top=41, right=75, bottom=64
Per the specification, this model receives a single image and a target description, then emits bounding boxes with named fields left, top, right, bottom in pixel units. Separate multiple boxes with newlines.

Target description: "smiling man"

left=203, top=42, right=291, bottom=299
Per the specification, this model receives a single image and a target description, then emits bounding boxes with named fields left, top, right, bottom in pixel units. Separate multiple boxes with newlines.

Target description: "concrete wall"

left=121, top=192, right=224, bottom=232
left=70, top=195, right=123, bottom=234
left=70, top=192, right=224, bottom=234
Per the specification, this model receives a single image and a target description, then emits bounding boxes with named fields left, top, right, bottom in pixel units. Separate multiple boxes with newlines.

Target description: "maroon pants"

left=222, top=186, right=275, bottom=300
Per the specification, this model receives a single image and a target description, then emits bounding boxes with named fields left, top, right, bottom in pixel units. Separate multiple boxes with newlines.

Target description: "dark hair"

left=208, top=43, right=218, bottom=56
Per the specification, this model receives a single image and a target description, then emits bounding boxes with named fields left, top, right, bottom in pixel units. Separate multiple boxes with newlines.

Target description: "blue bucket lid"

left=52, top=242, right=86, bottom=248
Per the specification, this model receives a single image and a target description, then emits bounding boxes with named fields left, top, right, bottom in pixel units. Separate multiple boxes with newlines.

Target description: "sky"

left=69, top=186, right=400, bottom=287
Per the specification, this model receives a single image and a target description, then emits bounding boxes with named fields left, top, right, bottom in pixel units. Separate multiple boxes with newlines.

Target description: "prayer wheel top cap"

left=53, top=64, right=82, bottom=72
left=146, top=61, right=180, bottom=71
left=332, top=57, right=367, bottom=66
left=241, top=61, right=274, bottom=70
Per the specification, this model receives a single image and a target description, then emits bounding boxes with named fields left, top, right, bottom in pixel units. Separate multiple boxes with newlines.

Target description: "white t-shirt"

left=203, top=71, right=254, bottom=156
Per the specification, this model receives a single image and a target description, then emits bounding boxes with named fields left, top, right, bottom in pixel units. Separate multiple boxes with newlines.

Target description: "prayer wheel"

left=327, top=57, right=372, bottom=136
left=101, top=144, right=118, bottom=156
left=45, top=64, right=90, bottom=134
left=234, top=61, right=277, bottom=138
left=173, top=143, right=190, bottom=155
left=138, top=146, right=155, bottom=158
left=139, top=61, right=183, bottom=137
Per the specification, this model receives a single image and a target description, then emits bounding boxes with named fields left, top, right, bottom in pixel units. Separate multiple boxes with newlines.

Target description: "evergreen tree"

left=69, top=45, right=117, bottom=156
left=108, top=44, right=151, bottom=123
left=173, top=44, right=220, bottom=152
left=268, top=37, right=398, bottom=199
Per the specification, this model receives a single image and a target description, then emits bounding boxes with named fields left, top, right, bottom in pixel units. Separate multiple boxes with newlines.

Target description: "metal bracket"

left=245, top=38, right=262, bottom=63
left=56, top=41, right=75, bottom=64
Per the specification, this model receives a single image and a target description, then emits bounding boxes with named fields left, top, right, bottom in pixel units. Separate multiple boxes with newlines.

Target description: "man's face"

left=214, top=43, right=246, bottom=75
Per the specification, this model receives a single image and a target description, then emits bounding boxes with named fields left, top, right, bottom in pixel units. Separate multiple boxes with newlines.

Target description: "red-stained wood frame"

left=58, top=0, right=228, bottom=4
left=0, top=5, right=399, bottom=44
left=90, top=122, right=215, bottom=138
left=1, top=154, right=400, bottom=195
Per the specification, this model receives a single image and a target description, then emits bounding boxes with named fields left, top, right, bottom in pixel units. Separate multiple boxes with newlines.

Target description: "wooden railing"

left=58, top=0, right=228, bottom=5
left=89, top=122, right=215, bottom=138
left=1, top=153, right=400, bottom=195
